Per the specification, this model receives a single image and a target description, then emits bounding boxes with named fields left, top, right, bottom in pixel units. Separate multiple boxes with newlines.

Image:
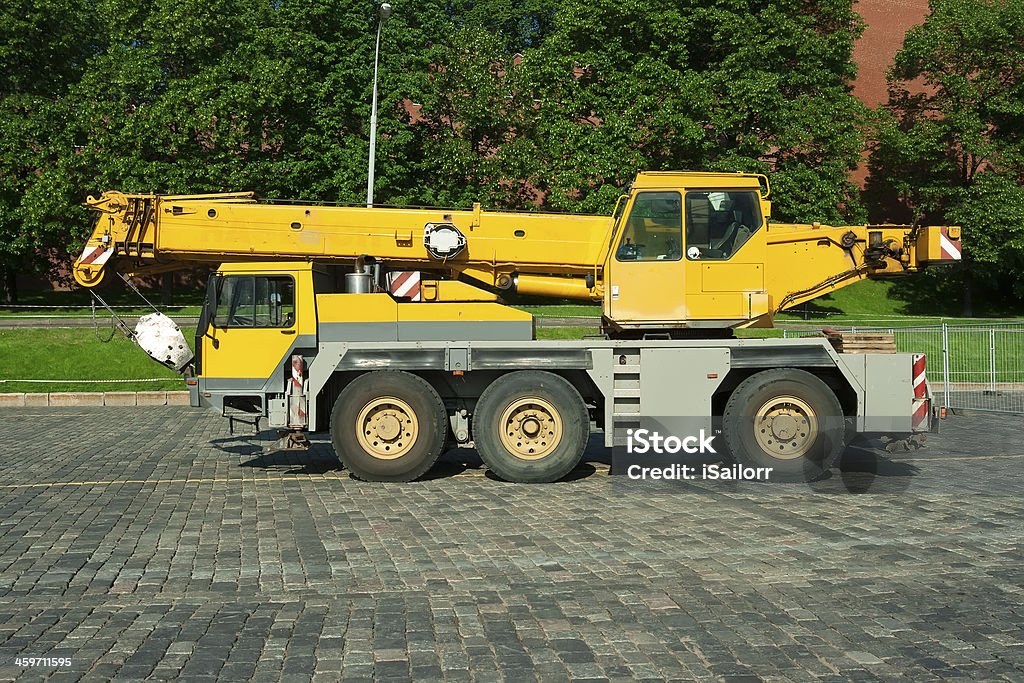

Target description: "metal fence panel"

left=782, top=322, right=1024, bottom=414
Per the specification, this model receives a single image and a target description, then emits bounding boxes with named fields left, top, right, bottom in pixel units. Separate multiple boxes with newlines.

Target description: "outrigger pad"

left=264, top=431, right=311, bottom=454
left=135, top=312, right=194, bottom=372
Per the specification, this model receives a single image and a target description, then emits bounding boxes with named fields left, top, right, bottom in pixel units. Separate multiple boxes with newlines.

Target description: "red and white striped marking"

left=387, top=271, right=421, bottom=301
left=939, top=227, right=961, bottom=261
left=913, top=354, right=927, bottom=399
left=289, top=355, right=307, bottom=427
left=78, top=245, right=112, bottom=267
left=912, top=399, right=930, bottom=432
left=291, top=355, right=304, bottom=392
left=912, top=353, right=930, bottom=431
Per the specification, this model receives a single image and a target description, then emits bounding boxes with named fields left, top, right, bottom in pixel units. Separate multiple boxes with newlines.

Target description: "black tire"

left=330, top=371, right=447, bottom=482
left=473, top=370, right=589, bottom=483
left=722, top=369, right=845, bottom=482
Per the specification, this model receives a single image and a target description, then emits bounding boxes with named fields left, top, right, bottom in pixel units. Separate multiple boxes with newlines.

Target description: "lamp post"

left=367, top=2, right=393, bottom=208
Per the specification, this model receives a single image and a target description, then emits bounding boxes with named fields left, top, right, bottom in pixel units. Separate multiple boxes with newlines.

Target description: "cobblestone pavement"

left=0, top=407, right=1022, bottom=681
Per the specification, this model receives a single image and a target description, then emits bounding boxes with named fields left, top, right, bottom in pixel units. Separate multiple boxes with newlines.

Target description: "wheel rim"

left=356, top=396, right=419, bottom=460
left=753, top=395, right=817, bottom=460
left=498, top=397, right=563, bottom=460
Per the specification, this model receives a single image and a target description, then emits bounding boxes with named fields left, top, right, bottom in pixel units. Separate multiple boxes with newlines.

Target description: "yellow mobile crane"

left=74, top=172, right=961, bottom=482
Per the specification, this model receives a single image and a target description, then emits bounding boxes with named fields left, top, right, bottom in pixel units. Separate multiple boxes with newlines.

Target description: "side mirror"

left=205, top=274, right=222, bottom=333
left=209, top=274, right=222, bottom=327
left=211, top=277, right=219, bottom=305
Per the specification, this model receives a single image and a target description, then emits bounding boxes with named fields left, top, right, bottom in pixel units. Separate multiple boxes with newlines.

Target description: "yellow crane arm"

left=765, top=221, right=962, bottom=314
left=72, top=172, right=963, bottom=332
left=72, top=190, right=612, bottom=298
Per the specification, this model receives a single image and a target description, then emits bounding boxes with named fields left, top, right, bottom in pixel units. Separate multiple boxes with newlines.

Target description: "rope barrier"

left=0, top=378, right=175, bottom=385
left=0, top=304, right=163, bottom=309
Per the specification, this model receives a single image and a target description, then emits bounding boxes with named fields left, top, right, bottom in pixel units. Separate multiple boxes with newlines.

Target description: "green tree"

left=53, top=0, right=329, bottom=198
left=867, top=0, right=1024, bottom=315
left=368, top=1, right=560, bottom=209
left=381, top=27, right=546, bottom=209
left=518, top=0, right=867, bottom=219
left=18, top=0, right=393, bottom=281
left=374, top=0, right=867, bottom=220
left=0, top=0, right=100, bottom=302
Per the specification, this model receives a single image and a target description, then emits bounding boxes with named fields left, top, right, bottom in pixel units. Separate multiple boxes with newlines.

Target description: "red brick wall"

left=852, top=0, right=930, bottom=108
left=851, top=0, right=930, bottom=189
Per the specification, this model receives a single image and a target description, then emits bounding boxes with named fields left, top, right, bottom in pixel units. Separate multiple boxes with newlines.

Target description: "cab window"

left=214, top=275, right=295, bottom=328
left=615, top=192, right=683, bottom=261
left=685, top=190, right=762, bottom=260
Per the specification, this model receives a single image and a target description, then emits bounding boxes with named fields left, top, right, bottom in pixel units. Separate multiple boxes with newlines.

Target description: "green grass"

left=777, top=279, right=1022, bottom=326
left=735, top=328, right=786, bottom=338
left=518, top=304, right=600, bottom=318
left=536, top=326, right=601, bottom=339
left=1, top=313, right=1016, bottom=393
left=0, top=327, right=192, bottom=393
left=0, top=305, right=202, bottom=318
left=12, top=288, right=205, bottom=307
left=0, top=306, right=202, bottom=318
left=777, top=279, right=902, bottom=321
left=877, top=330, right=1019, bottom=384
left=0, top=324, right=769, bottom=393
left=0, top=326, right=597, bottom=393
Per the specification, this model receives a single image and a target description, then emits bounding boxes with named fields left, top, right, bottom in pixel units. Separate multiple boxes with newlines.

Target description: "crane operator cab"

left=604, top=173, right=771, bottom=335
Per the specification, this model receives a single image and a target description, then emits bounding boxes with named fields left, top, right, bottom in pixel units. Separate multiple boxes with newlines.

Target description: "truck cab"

left=191, top=260, right=533, bottom=430
left=604, top=172, right=772, bottom=333
left=192, top=262, right=315, bottom=426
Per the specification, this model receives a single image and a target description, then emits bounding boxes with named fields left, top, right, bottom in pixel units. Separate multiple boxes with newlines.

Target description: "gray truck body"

left=191, top=336, right=919, bottom=441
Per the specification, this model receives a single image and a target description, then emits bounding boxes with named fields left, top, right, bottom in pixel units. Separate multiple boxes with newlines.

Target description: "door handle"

left=281, top=329, right=296, bottom=335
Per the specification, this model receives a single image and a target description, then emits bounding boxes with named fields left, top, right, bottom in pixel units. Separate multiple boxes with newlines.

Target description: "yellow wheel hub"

left=754, top=395, right=817, bottom=460
left=356, top=396, right=419, bottom=460
left=499, top=397, right=563, bottom=460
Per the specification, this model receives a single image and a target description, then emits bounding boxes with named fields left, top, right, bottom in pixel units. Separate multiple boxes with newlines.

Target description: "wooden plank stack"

left=821, top=329, right=897, bottom=354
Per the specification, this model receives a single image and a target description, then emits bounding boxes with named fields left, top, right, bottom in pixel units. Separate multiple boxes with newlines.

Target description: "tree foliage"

left=382, top=0, right=868, bottom=220
left=867, top=0, right=1024, bottom=314
left=0, top=0, right=101, bottom=300
left=521, top=0, right=867, bottom=219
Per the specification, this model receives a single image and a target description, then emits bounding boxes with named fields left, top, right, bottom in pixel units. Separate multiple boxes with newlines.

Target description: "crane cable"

left=116, top=272, right=162, bottom=314
left=88, top=273, right=162, bottom=343
left=89, top=290, right=133, bottom=343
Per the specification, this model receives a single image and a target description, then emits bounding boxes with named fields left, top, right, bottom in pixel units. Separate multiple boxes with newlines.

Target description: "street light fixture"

left=367, top=2, right=393, bottom=208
